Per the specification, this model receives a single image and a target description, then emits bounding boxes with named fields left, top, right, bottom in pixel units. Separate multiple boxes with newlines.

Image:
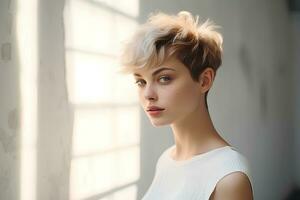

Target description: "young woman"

left=119, top=11, right=253, bottom=200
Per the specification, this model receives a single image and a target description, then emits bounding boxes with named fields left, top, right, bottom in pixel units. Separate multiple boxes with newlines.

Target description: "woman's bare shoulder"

left=209, top=171, right=253, bottom=200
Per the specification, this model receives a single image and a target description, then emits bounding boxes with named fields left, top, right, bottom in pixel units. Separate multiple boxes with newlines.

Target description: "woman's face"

left=132, top=56, right=205, bottom=127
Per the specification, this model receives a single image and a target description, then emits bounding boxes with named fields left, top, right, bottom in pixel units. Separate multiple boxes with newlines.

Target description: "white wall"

left=137, top=0, right=295, bottom=200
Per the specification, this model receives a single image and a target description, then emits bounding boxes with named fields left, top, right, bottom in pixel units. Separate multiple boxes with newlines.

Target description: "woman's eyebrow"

left=134, top=67, right=176, bottom=77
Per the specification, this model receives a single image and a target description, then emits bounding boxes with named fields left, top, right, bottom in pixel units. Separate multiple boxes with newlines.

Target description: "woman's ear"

left=199, top=67, right=215, bottom=93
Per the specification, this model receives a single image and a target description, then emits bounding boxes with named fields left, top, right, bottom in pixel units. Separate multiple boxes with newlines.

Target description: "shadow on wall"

left=283, top=185, right=300, bottom=200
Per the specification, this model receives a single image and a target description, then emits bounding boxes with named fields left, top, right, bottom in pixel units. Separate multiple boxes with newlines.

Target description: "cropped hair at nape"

left=119, top=10, right=223, bottom=82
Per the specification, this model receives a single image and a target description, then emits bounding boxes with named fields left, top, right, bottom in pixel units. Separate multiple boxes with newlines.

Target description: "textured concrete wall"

left=0, top=0, right=72, bottom=199
left=0, top=0, right=20, bottom=199
left=36, top=0, right=73, bottom=199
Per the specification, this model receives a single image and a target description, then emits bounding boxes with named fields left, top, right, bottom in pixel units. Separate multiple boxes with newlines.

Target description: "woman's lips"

left=147, top=109, right=165, bottom=117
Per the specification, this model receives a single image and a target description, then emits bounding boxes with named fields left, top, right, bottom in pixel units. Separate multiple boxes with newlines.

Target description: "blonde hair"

left=119, top=11, right=222, bottom=73
left=119, top=11, right=223, bottom=108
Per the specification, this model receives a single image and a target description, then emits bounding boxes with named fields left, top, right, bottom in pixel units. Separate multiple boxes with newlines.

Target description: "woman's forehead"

left=137, top=66, right=176, bottom=76
left=133, top=57, right=182, bottom=76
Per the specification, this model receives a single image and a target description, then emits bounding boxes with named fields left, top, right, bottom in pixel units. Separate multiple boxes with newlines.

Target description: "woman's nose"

left=144, top=85, right=158, bottom=101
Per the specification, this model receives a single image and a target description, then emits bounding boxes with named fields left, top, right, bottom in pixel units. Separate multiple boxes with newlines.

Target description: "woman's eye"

left=159, top=76, right=172, bottom=83
left=135, top=80, right=146, bottom=87
left=134, top=76, right=171, bottom=87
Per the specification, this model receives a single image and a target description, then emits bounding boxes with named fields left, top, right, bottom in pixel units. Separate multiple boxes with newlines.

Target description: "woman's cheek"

left=177, top=84, right=199, bottom=109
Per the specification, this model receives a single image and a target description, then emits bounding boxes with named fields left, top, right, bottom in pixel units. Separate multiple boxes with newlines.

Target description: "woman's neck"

left=170, top=104, right=229, bottom=160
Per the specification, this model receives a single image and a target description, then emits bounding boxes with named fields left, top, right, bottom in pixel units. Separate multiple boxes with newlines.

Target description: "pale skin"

left=133, top=55, right=253, bottom=200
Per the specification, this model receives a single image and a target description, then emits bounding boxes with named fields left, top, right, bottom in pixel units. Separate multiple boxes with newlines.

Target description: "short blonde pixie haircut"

left=119, top=11, right=223, bottom=109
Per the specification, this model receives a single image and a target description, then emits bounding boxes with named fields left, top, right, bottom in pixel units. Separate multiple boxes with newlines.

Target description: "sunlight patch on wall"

left=64, top=0, right=140, bottom=199
left=70, top=146, right=140, bottom=199
left=72, top=106, right=140, bottom=156
left=66, top=52, right=116, bottom=104
left=66, top=52, right=138, bottom=105
left=17, top=0, right=38, bottom=199
left=93, top=0, right=139, bottom=18
left=65, top=0, right=138, bottom=57
left=109, top=185, right=138, bottom=200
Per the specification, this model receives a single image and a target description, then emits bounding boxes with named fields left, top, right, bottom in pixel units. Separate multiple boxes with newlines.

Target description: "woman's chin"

left=150, top=119, right=171, bottom=127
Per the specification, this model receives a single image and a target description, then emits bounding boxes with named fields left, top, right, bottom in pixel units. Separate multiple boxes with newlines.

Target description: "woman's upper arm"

left=209, top=171, right=253, bottom=200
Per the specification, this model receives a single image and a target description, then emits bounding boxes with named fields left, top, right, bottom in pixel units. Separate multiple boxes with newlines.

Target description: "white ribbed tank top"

left=141, top=145, right=253, bottom=200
